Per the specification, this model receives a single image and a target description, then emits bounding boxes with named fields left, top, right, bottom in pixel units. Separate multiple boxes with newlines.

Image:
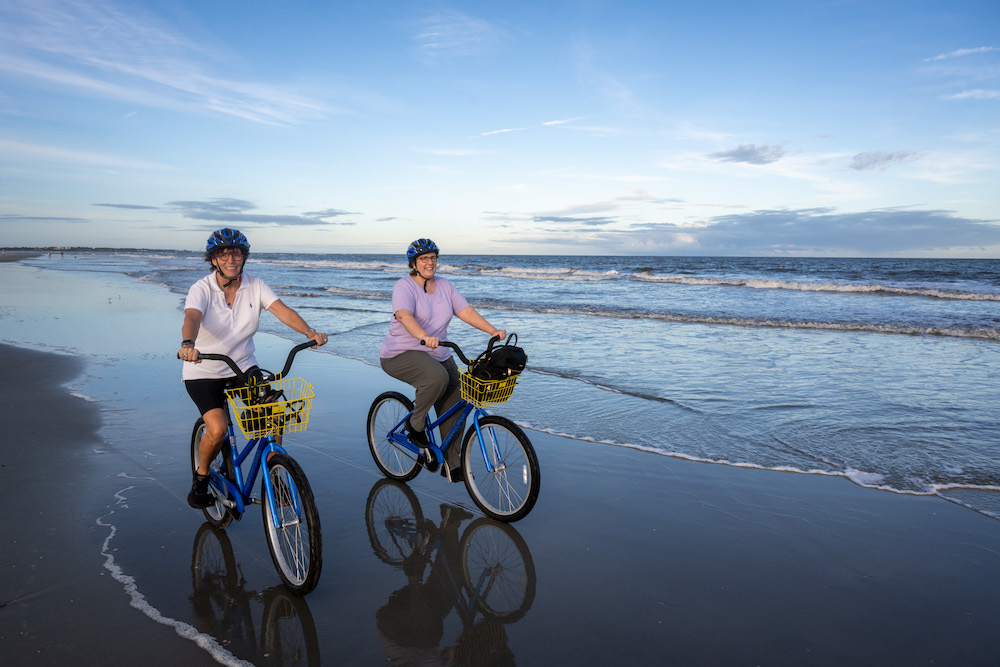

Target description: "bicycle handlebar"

left=178, top=340, right=318, bottom=384
left=422, top=335, right=503, bottom=365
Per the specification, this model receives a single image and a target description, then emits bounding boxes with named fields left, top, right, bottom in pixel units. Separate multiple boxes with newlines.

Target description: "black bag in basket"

left=469, top=334, right=527, bottom=381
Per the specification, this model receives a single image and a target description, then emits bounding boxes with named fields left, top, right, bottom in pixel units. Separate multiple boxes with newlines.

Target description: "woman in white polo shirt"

left=178, top=228, right=328, bottom=509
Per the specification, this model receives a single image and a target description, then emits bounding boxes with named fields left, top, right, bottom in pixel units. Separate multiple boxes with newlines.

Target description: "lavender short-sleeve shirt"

left=380, top=276, right=469, bottom=362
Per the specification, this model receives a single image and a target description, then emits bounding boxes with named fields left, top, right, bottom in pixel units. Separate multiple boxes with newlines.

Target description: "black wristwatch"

left=181, top=339, right=195, bottom=347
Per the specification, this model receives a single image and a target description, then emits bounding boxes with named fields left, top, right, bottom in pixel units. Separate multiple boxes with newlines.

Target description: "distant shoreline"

left=0, top=250, right=41, bottom=263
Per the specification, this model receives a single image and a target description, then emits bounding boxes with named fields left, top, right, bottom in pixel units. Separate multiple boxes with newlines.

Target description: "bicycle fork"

left=471, top=415, right=504, bottom=474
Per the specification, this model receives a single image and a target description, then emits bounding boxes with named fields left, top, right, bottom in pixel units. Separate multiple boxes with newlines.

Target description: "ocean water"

left=29, top=250, right=1000, bottom=518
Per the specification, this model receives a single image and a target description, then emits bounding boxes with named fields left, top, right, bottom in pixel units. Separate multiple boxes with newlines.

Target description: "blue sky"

left=1, top=0, right=998, bottom=256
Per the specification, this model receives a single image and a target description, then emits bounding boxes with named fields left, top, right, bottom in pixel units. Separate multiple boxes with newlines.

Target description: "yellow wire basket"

left=226, top=377, right=314, bottom=438
left=460, top=371, right=520, bottom=408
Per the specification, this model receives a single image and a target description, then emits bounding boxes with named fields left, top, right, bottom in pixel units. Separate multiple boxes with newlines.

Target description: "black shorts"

left=185, top=378, right=232, bottom=416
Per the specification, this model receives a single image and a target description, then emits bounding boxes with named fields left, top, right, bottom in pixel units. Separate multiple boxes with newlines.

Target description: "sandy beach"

left=3, top=257, right=1000, bottom=666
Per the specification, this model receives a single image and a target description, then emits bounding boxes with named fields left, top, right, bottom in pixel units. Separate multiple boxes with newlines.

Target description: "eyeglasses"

left=416, top=255, right=438, bottom=264
left=214, top=249, right=246, bottom=259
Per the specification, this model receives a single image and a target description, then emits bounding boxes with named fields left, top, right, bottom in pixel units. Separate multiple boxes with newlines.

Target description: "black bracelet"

left=181, top=339, right=195, bottom=347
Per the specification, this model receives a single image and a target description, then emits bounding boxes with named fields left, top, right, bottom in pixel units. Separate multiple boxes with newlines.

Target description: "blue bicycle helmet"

left=406, top=238, right=438, bottom=263
left=206, top=228, right=250, bottom=255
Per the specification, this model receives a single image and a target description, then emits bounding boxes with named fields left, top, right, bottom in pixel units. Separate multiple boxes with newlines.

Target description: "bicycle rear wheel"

left=364, top=479, right=425, bottom=565
left=367, top=391, right=421, bottom=482
left=462, top=416, right=540, bottom=523
left=262, top=453, right=322, bottom=595
left=191, top=418, right=235, bottom=528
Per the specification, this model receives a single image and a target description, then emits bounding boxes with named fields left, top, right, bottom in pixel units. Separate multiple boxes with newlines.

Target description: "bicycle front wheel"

left=462, top=416, right=540, bottom=522
left=367, top=391, right=421, bottom=482
left=191, top=418, right=235, bottom=528
left=460, top=518, right=536, bottom=622
left=262, top=453, right=322, bottom=595
left=261, top=586, right=321, bottom=667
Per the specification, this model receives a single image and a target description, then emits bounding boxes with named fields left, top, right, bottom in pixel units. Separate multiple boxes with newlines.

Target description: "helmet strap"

left=213, top=257, right=244, bottom=287
left=414, top=266, right=434, bottom=292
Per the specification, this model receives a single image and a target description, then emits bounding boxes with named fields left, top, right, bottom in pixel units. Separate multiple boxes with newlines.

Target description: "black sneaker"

left=406, top=418, right=439, bottom=472
left=442, top=462, right=464, bottom=483
left=187, top=473, right=215, bottom=509
left=405, top=417, right=429, bottom=446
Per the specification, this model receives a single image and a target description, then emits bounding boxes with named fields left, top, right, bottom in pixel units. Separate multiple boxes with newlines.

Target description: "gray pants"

left=380, top=351, right=464, bottom=467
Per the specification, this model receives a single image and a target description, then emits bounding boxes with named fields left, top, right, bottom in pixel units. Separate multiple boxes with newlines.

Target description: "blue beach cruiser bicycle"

left=187, top=341, right=322, bottom=594
left=366, top=335, right=540, bottom=523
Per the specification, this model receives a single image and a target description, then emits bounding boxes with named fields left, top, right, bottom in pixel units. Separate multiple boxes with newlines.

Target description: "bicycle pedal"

left=419, top=448, right=440, bottom=473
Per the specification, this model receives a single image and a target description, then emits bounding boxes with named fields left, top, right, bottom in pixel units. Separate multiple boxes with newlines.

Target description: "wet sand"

left=0, top=251, right=42, bottom=263
left=3, top=257, right=1000, bottom=665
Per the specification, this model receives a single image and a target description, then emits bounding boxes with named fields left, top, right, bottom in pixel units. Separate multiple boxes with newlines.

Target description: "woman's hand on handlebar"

left=490, top=329, right=507, bottom=341
left=420, top=335, right=440, bottom=349
left=306, top=329, right=329, bottom=346
left=178, top=346, right=201, bottom=363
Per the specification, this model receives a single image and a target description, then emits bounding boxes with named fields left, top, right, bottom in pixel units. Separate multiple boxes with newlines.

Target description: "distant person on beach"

left=379, top=238, right=506, bottom=482
left=178, top=227, right=328, bottom=509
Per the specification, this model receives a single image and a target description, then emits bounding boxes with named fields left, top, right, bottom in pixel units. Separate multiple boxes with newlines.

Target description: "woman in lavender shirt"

left=379, top=238, right=506, bottom=482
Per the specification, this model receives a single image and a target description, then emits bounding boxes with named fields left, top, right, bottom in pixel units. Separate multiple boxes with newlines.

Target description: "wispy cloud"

left=482, top=127, right=527, bottom=136
left=0, top=0, right=329, bottom=124
left=574, top=39, right=637, bottom=110
left=943, top=89, right=1000, bottom=100
left=413, top=147, right=491, bottom=157
left=533, top=215, right=618, bottom=227
left=925, top=46, right=998, bottom=62
left=94, top=203, right=159, bottom=210
left=413, top=11, right=508, bottom=58
left=0, top=213, right=89, bottom=224
left=538, top=190, right=678, bottom=219
left=849, top=150, right=922, bottom=171
left=0, top=137, right=166, bottom=169
left=922, top=45, right=1000, bottom=103
left=166, top=199, right=356, bottom=226
left=709, top=144, right=789, bottom=165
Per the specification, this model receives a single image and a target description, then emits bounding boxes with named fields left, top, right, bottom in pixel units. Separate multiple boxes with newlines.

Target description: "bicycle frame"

left=208, top=418, right=303, bottom=526
left=387, top=399, right=501, bottom=473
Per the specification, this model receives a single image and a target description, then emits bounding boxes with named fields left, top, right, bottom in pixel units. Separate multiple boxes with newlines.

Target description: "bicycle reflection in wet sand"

left=190, top=523, right=321, bottom=666
left=365, top=479, right=537, bottom=666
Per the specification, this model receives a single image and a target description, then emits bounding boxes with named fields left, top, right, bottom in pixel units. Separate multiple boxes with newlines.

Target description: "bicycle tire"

left=262, top=453, right=323, bottom=595
left=364, top=478, right=425, bottom=565
left=460, top=518, right=536, bottom=622
left=191, top=522, right=239, bottom=593
left=261, top=585, right=322, bottom=667
left=191, top=418, right=236, bottom=528
left=367, top=391, right=421, bottom=482
left=461, top=416, right=540, bottom=522
left=190, top=523, right=255, bottom=649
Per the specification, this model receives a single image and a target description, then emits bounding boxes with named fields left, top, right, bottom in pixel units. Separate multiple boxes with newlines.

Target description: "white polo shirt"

left=182, top=272, right=279, bottom=381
